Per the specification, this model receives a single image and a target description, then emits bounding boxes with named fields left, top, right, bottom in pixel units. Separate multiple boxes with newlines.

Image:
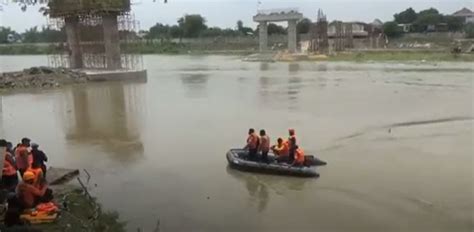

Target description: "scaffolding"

left=46, top=0, right=143, bottom=70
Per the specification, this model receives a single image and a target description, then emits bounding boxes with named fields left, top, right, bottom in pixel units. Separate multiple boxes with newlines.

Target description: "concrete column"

left=65, top=16, right=83, bottom=69
left=288, top=20, right=297, bottom=53
left=258, top=21, right=268, bottom=52
left=102, top=14, right=121, bottom=70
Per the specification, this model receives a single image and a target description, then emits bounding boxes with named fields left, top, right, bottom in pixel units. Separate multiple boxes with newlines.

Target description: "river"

left=1, top=55, right=473, bottom=232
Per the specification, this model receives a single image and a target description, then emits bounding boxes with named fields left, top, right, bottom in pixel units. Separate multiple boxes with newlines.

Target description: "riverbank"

left=2, top=43, right=474, bottom=62
left=0, top=67, right=88, bottom=93
left=32, top=186, right=126, bottom=232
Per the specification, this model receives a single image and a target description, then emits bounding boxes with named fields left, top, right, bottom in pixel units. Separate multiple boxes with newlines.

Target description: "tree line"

left=383, top=7, right=472, bottom=37
left=0, top=14, right=313, bottom=43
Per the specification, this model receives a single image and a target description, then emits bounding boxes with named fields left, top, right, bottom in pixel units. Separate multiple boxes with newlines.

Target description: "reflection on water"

left=317, top=63, right=328, bottom=72
left=180, top=73, right=209, bottom=98
left=259, top=62, right=270, bottom=71
left=60, top=83, right=145, bottom=161
left=288, top=63, right=300, bottom=73
left=226, top=167, right=269, bottom=213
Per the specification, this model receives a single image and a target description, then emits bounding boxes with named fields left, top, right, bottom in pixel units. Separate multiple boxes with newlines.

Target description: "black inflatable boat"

left=226, top=149, right=325, bottom=178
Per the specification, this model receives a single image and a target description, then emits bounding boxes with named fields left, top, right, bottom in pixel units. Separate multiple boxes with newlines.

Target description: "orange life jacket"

left=295, top=148, right=305, bottom=164
left=274, top=140, right=289, bottom=156
left=15, top=145, right=32, bottom=170
left=27, top=167, right=43, bottom=187
left=3, top=153, right=17, bottom=176
left=247, top=133, right=260, bottom=149
left=259, top=135, right=270, bottom=152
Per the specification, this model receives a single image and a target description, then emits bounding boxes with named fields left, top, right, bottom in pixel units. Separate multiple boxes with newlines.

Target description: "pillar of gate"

left=103, top=14, right=122, bottom=70
left=288, top=19, right=297, bottom=53
left=65, top=16, right=83, bottom=69
left=258, top=21, right=268, bottom=52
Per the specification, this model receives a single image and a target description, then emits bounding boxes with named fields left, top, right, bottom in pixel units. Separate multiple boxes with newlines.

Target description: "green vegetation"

left=465, top=23, right=474, bottom=38
left=383, top=21, right=403, bottom=38
left=34, top=187, right=126, bottom=232
left=384, top=7, right=467, bottom=38
left=329, top=50, right=474, bottom=62
left=0, top=44, right=58, bottom=54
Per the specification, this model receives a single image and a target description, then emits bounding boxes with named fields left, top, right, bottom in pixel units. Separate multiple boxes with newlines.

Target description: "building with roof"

left=452, top=7, right=474, bottom=24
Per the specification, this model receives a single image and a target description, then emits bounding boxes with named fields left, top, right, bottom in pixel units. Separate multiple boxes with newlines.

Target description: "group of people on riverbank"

left=244, top=128, right=305, bottom=166
left=0, top=137, right=53, bottom=226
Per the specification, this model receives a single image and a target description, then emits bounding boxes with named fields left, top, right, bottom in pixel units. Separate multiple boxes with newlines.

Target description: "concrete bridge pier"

left=103, top=14, right=122, bottom=70
left=65, top=16, right=83, bottom=69
left=259, top=22, right=268, bottom=52
left=253, top=9, right=303, bottom=54
left=287, top=19, right=297, bottom=53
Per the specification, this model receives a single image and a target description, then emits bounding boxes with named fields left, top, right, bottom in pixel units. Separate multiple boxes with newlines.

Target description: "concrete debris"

left=0, top=66, right=88, bottom=90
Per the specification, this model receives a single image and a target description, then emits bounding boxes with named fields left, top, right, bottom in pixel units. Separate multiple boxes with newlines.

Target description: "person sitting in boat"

left=31, top=143, right=48, bottom=177
left=288, top=129, right=297, bottom=163
left=292, top=145, right=305, bottom=167
left=271, top=137, right=290, bottom=163
left=244, top=128, right=260, bottom=161
left=258, top=129, right=270, bottom=163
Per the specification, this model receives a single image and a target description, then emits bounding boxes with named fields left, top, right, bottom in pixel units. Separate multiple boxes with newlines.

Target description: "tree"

left=383, top=21, right=402, bottom=38
left=201, top=27, right=223, bottom=37
left=22, top=26, right=40, bottom=43
left=465, top=23, right=474, bottom=38
left=297, top=18, right=312, bottom=34
left=416, top=8, right=442, bottom=24
left=178, top=14, right=207, bottom=38
left=169, top=25, right=183, bottom=38
left=394, top=8, right=417, bottom=24
left=413, top=8, right=443, bottom=32
left=236, top=20, right=253, bottom=36
left=0, top=27, right=18, bottom=43
left=444, top=16, right=464, bottom=32
left=148, top=23, right=171, bottom=39
left=237, top=20, right=244, bottom=31
left=267, top=23, right=286, bottom=35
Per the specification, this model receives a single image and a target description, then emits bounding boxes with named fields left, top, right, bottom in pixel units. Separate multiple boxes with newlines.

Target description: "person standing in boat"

left=259, top=129, right=270, bottom=163
left=244, top=128, right=260, bottom=161
left=288, top=129, right=297, bottom=163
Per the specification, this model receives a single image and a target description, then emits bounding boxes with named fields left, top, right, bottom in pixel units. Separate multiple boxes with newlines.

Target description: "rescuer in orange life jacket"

left=1, top=139, right=18, bottom=191
left=258, top=129, right=270, bottom=163
left=271, top=137, right=290, bottom=163
left=292, top=145, right=306, bottom=167
left=244, top=128, right=260, bottom=161
left=287, top=129, right=297, bottom=163
left=15, top=138, right=33, bottom=177
left=16, top=171, right=53, bottom=209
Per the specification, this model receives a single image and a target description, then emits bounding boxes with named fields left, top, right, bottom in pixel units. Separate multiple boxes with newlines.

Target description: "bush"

left=464, top=23, right=474, bottom=38
left=383, top=21, right=403, bottom=38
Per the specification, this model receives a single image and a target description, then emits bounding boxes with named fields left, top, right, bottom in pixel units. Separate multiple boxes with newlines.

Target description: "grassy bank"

left=33, top=187, right=126, bottom=232
left=1, top=43, right=473, bottom=62
left=328, top=50, right=474, bottom=62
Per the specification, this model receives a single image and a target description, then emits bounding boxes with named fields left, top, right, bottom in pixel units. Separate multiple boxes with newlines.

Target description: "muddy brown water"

left=1, top=55, right=473, bottom=232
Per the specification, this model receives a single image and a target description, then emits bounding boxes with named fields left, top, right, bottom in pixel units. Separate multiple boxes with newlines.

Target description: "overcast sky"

left=0, top=0, right=472, bottom=32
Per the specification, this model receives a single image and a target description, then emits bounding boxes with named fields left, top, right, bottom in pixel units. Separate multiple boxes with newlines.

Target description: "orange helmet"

left=23, top=171, right=35, bottom=181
